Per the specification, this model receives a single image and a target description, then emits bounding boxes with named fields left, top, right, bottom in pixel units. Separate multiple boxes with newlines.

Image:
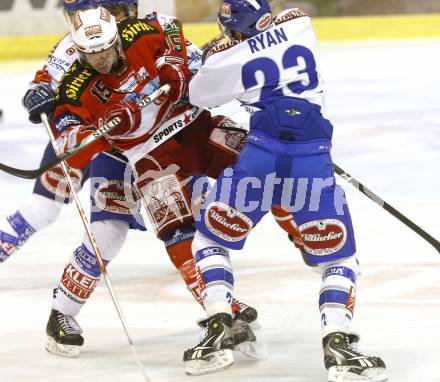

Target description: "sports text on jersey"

left=247, top=26, right=288, bottom=54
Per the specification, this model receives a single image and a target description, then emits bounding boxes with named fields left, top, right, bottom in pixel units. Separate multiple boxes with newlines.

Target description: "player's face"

left=102, top=4, right=129, bottom=22
left=84, top=46, right=119, bottom=74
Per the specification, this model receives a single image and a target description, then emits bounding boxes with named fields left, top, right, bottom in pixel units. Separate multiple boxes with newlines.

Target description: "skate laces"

left=56, top=312, right=82, bottom=335
left=345, top=333, right=368, bottom=356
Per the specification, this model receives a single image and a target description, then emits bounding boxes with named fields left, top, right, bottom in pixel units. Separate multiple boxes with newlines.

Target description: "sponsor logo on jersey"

left=60, top=62, right=94, bottom=101
left=205, top=202, right=253, bottom=242
left=40, top=165, right=82, bottom=199
left=220, top=3, right=232, bottom=18
left=298, top=219, right=347, bottom=256
left=65, top=46, right=76, bottom=56
left=153, top=108, right=200, bottom=143
left=121, top=20, right=156, bottom=43
left=94, top=180, right=138, bottom=215
left=256, top=13, right=273, bottom=31
left=117, top=67, right=149, bottom=93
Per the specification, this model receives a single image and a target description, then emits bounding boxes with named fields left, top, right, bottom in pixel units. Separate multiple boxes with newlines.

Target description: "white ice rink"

left=0, top=38, right=439, bottom=382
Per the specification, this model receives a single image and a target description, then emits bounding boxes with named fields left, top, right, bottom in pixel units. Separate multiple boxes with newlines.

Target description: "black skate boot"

left=323, top=332, right=387, bottom=382
left=184, top=313, right=234, bottom=376
left=232, top=298, right=259, bottom=329
left=232, top=315, right=260, bottom=359
left=45, top=309, right=84, bottom=357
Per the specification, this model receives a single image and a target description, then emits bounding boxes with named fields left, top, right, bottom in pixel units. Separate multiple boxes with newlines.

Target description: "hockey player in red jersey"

left=43, top=4, right=261, bottom=357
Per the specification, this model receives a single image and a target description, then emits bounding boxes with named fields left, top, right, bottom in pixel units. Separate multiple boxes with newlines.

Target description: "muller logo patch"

left=298, top=219, right=347, bottom=256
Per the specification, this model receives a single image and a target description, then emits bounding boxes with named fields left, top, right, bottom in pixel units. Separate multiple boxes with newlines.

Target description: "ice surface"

left=0, top=39, right=439, bottom=382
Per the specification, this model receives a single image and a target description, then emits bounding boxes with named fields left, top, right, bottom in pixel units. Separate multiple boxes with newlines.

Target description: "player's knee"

left=19, top=193, right=64, bottom=230
left=191, top=230, right=222, bottom=255
left=83, top=220, right=129, bottom=262
left=163, top=224, right=196, bottom=269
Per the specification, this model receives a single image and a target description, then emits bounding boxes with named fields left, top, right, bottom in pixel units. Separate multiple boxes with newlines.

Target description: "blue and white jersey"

left=189, top=9, right=325, bottom=111
left=44, top=34, right=77, bottom=88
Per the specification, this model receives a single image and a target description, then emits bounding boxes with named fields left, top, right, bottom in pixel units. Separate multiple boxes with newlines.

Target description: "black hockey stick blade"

left=334, top=163, right=440, bottom=254
left=0, top=84, right=171, bottom=180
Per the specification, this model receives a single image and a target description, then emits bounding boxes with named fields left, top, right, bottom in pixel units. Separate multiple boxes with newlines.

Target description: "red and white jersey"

left=52, top=16, right=200, bottom=156
left=189, top=9, right=325, bottom=111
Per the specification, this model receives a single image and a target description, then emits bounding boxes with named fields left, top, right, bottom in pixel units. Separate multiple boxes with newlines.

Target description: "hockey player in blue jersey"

left=183, top=1, right=387, bottom=381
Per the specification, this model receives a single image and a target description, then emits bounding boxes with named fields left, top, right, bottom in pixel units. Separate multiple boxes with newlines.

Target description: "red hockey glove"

left=96, top=101, right=141, bottom=139
left=156, top=56, right=192, bottom=105
left=64, top=125, right=112, bottom=169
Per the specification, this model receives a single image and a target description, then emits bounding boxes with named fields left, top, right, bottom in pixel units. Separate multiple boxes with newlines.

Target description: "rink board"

left=1, top=13, right=440, bottom=60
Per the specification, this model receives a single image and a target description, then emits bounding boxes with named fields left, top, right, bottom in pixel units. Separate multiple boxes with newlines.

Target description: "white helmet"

left=71, top=6, right=118, bottom=53
left=71, top=7, right=122, bottom=73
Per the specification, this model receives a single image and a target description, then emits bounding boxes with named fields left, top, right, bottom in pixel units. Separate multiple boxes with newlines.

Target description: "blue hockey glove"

left=22, top=83, right=56, bottom=124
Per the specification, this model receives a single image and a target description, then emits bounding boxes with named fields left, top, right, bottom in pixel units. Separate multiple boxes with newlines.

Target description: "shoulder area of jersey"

left=48, top=33, right=75, bottom=58
left=55, top=60, right=97, bottom=106
left=274, top=8, right=310, bottom=25
left=203, top=39, right=241, bottom=62
left=145, top=11, right=180, bottom=28
left=118, top=16, right=162, bottom=45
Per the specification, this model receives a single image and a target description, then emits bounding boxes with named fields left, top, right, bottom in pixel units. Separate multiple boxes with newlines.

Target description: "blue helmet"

left=218, top=0, right=272, bottom=39
left=62, top=0, right=92, bottom=12
left=95, top=0, right=138, bottom=8
left=94, top=0, right=138, bottom=16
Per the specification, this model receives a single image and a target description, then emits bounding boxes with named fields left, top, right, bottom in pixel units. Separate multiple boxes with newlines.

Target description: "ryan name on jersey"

left=247, top=26, right=289, bottom=54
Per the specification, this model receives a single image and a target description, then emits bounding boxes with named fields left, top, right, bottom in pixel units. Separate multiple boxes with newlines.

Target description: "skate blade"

left=328, top=366, right=387, bottom=382
left=185, top=349, right=234, bottom=376
left=45, top=336, right=81, bottom=358
left=234, top=340, right=262, bottom=360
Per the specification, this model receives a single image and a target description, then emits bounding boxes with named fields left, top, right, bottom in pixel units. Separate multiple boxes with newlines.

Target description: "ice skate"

left=232, top=298, right=260, bottom=329
left=323, top=332, right=387, bottom=382
left=45, top=309, right=84, bottom=357
left=184, top=313, right=234, bottom=375
left=232, top=316, right=261, bottom=359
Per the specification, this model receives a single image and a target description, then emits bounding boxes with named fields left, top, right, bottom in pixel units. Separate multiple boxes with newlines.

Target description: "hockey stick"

left=0, top=84, right=171, bottom=180
left=334, top=163, right=440, bottom=254
left=200, top=0, right=290, bottom=49
left=41, top=112, right=152, bottom=382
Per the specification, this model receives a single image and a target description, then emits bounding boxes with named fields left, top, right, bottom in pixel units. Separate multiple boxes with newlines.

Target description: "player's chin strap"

left=0, top=84, right=171, bottom=180
left=39, top=116, right=152, bottom=381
